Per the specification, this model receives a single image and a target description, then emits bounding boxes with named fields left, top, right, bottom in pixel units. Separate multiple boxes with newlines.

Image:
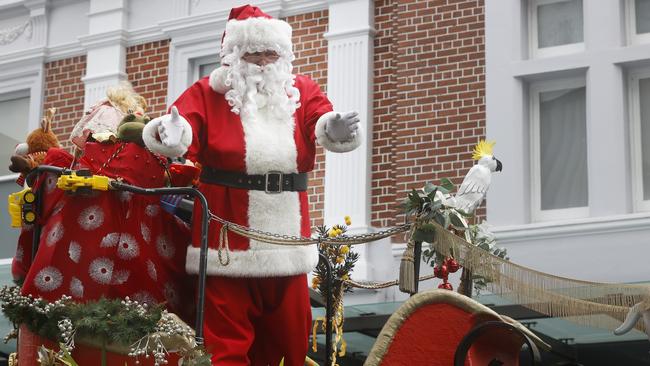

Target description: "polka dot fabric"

left=19, top=143, right=193, bottom=319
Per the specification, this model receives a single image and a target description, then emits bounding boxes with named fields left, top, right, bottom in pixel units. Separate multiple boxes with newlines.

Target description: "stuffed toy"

left=69, top=82, right=147, bottom=150
left=8, top=108, right=60, bottom=184
left=116, top=112, right=151, bottom=146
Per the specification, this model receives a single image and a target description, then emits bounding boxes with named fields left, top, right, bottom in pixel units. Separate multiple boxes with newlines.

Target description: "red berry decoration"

left=438, top=282, right=453, bottom=290
left=446, top=258, right=460, bottom=273
left=439, top=264, right=449, bottom=279
left=434, top=266, right=440, bottom=278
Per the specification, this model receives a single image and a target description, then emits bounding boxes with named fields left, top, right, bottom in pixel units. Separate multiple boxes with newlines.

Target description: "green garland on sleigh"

left=0, top=286, right=211, bottom=366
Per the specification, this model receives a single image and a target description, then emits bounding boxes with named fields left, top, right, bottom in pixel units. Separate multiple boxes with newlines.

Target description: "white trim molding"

left=626, top=0, right=650, bottom=46
left=628, top=66, right=650, bottom=212
left=493, top=212, right=650, bottom=243
left=529, top=76, right=589, bottom=222
left=528, top=0, right=585, bottom=59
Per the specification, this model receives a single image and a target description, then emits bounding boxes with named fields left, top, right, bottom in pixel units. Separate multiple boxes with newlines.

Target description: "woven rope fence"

left=209, top=213, right=650, bottom=331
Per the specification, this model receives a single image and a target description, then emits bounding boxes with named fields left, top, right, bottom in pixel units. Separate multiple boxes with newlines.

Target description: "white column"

left=79, top=0, right=128, bottom=110
left=324, top=0, right=380, bottom=286
left=485, top=0, right=529, bottom=225
left=172, top=0, right=191, bottom=18
left=584, top=1, right=630, bottom=215
left=324, top=0, right=374, bottom=231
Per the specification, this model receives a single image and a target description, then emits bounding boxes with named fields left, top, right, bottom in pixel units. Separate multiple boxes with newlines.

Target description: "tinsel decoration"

left=311, top=217, right=359, bottom=366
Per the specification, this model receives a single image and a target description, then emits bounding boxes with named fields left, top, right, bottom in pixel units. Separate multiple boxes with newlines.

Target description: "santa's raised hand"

left=143, top=106, right=193, bottom=157
left=325, top=111, right=360, bottom=142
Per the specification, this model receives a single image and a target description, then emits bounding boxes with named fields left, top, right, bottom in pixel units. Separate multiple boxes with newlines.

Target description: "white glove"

left=143, top=106, right=192, bottom=158
left=157, top=106, right=185, bottom=147
left=324, top=111, right=360, bottom=142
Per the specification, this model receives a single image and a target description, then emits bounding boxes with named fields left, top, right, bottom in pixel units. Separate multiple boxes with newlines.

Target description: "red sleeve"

left=296, top=75, right=333, bottom=143
left=171, top=81, right=208, bottom=163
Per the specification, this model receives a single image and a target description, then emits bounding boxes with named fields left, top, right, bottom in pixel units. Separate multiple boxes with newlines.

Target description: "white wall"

left=485, top=0, right=650, bottom=283
left=47, top=0, right=88, bottom=47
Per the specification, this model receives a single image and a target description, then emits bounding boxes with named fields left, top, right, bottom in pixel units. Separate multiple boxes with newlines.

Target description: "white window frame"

left=628, top=67, right=650, bottom=212
left=0, top=63, right=43, bottom=180
left=191, top=54, right=220, bottom=83
left=529, top=0, right=585, bottom=59
left=530, top=77, right=590, bottom=221
left=165, top=31, right=224, bottom=105
left=626, top=0, right=650, bottom=45
left=0, top=89, right=31, bottom=181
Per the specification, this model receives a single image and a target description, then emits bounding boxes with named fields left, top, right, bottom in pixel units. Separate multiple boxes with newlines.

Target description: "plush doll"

left=116, top=112, right=151, bottom=146
left=8, top=108, right=60, bottom=185
left=69, top=82, right=147, bottom=150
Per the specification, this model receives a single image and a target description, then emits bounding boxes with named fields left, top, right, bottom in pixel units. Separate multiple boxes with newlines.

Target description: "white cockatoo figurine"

left=614, top=299, right=650, bottom=342
left=453, top=140, right=503, bottom=215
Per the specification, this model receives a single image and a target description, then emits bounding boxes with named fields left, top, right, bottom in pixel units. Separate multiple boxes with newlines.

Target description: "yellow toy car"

left=56, top=170, right=110, bottom=193
left=7, top=188, right=37, bottom=228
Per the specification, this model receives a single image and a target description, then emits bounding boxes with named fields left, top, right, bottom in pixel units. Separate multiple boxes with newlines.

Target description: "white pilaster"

left=24, top=0, right=47, bottom=46
left=324, top=0, right=378, bottom=283
left=80, top=0, right=128, bottom=109
left=172, top=0, right=191, bottom=18
left=583, top=1, right=630, bottom=216
left=324, top=0, right=375, bottom=230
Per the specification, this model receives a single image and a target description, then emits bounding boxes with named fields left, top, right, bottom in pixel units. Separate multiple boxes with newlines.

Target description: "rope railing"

left=208, top=212, right=411, bottom=246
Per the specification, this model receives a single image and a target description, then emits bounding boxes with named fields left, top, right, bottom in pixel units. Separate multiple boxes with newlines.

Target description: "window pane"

left=638, top=78, right=650, bottom=200
left=537, top=0, right=583, bottom=48
left=0, top=95, right=30, bottom=176
left=539, top=87, right=588, bottom=210
left=199, top=62, right=220, bottom=79
left=636, top=0, right=650, bottom=34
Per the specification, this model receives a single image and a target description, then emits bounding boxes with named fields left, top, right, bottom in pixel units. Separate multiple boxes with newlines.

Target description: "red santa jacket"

left=174, top=75, right=339, bottom=277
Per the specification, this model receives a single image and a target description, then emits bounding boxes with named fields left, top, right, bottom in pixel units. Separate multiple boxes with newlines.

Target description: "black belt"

left=200, top=167, right=308, bottom=193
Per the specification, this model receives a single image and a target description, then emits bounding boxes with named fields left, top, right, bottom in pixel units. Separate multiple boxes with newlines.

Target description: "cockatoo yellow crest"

left=472, top=140, right=496, bottom=160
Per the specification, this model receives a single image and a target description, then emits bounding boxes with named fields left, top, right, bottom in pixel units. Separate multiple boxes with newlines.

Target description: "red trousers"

left=203, top=274, right=312, bottom=366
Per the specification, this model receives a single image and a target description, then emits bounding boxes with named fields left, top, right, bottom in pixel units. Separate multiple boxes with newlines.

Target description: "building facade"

left=0, top=0, right=647, bottom=306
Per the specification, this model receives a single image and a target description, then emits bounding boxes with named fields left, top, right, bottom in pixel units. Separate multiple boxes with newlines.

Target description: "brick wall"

left=126, top=40, right=170, bottom=119
left=39, top=1, right=486, bottom=230
left=372, top=0, right=399, bottom=228
left=285, top=10, right=329, bottom=228
left=372, top=0, right=487, bottom=227
left=43, top=56, right=87, bottom=151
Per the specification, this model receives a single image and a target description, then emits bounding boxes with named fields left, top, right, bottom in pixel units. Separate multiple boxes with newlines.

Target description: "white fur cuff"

left=315, top=111, right=362, bottom=153
left=185, top=245, right=319, bottom=277
left=209, top=66, right=230, bottom=94
left=142, top=117, right=192, bottom=158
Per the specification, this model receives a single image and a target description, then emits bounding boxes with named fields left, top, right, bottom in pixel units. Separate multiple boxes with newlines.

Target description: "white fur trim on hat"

left=209, top=66, right=230, bottom=94
left=315, top=111, right=362, bottom=153
left=142, top=117, right=192, bottom=158
left=222, top=17, right=292, bottom=56
left=185, top=245, right=318, bottom=277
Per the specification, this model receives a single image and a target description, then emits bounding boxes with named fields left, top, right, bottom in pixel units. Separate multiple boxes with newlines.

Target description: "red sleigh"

left=11, top=166, right=548, bottom=366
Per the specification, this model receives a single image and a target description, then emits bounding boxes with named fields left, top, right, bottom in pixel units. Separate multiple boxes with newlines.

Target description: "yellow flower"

left=311, top=282, right=319, bottom=290
left=341, top=274, right=349, bottom=281
left=328, top=229, right=338, bottom=238
left=344, top=216, right=352, bottom=226
left=336, top=256, right=344, bottom=264
left=336, top=228, right=343, bottom=236
left=340, top=245, right=350, bottom=254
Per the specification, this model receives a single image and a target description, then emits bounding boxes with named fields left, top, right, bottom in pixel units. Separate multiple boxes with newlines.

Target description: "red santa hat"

left=220, top=4, right=293, bottom=57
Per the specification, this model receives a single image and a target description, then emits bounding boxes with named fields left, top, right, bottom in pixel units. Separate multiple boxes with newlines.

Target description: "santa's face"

left=223, top=48, right=300, bottom=119
left=242, top=50, right=280, bottom=66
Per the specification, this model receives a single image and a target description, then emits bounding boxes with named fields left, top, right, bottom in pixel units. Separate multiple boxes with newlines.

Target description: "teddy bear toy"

left=8, top=108, right=60, bottom=185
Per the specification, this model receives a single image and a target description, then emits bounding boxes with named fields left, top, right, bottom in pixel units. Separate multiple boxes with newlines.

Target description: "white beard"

left=223, top=54, right=301, bottom=121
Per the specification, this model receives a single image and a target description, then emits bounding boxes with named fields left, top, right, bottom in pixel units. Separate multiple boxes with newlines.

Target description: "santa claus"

left=143, top=4, right=361, bottom=365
